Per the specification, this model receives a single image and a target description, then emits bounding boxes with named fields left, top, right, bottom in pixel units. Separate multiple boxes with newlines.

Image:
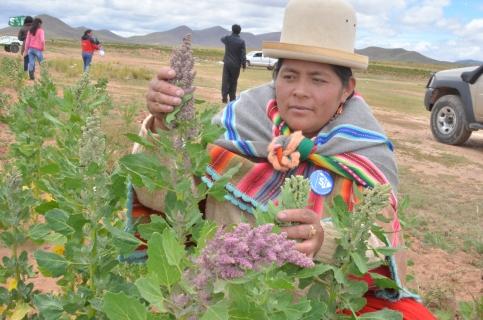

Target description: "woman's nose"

left=292, top=81, right=309, bottom=99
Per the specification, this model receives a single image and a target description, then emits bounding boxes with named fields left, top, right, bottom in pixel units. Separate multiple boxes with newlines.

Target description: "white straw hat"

left=263, top=0, right=368, bottom=70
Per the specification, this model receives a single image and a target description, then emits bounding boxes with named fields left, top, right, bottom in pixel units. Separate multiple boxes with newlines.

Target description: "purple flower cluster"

left=194, top=223, right=314, bottom=288
left=167, top=34, right=196, bottom=128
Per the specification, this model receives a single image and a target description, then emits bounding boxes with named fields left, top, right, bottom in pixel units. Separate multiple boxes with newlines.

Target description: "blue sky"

left=1, top=0, right=482, bottom=62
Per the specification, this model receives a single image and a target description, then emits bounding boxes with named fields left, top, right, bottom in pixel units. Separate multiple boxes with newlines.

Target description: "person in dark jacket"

left=81, top=29, right=101, bottom=72
left=220, top=24, right=246, bottom=103
left=18, top=16, right=34, bottom=72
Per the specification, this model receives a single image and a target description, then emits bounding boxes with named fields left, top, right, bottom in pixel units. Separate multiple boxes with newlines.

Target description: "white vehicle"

left=0, top=36, right=22, bottom=53
left=246, top=51, right=278, bottom=70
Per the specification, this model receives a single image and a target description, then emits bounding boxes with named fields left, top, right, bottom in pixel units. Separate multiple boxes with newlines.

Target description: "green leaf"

left=208, top=163, right=241, bottom=201
left=103, top=291, right=147, bottom=320
left=147, top=232, right=181, bottom=287
left=374, top=247, right=399, bottom=256
left=125, top=133, right=154, bottom=148
left=201, top=300, right=229, bottom=320
left=43, top=111, right=63, bottom=126
left=137, top=215, right=168, bottom=241
left=193, top=220, right=218, bottom=256
left=369, top=273, right=400, bottom=290
left=33, top=294, right=64, bottom=320
left=35, top=200, right=59, bottom=214
left=34, top=250, right=68, bottom=277
left=294, top=263, right=333, bottom=279
left=358, top=309, right=402, bottom=319
left=333, top=268, right=347, bottom=285
left=106, top=224, right=142, bottom=255
left=350, top=252, right=368, bottom=274
left=135, top=276, right=165, bottom=312
left=39, top=163, right=60, bottom=174
left=161, top=228, right=185, bottom=267
left=28, top=224, right=50, bottom=242
left=45, top=209, right=75, bottom=236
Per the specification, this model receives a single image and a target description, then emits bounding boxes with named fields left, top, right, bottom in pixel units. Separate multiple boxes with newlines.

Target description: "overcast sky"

left=1, top=0, right=482, bottom=62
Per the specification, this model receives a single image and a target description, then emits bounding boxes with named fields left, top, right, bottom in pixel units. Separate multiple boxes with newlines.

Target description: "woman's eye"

left=313, top=78, right=326, bottom=83
left=283, top=74, right=295, bottom=80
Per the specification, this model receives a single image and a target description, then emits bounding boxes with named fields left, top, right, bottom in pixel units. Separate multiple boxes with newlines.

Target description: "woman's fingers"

left=146, top=67, right=185, bottom=116
left=277, top=208, right=319, bottom=225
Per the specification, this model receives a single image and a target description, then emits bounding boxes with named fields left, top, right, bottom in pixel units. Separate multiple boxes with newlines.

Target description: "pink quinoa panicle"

left=167, top=34, right=196, bottom=128
left=194, top=223, right=314, bottom=288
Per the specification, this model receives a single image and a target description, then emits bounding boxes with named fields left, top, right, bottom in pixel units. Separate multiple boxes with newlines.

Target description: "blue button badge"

left=309, top=170, right=334, bottom=196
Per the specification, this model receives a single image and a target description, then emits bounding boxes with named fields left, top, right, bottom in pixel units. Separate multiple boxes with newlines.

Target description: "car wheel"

left=4, top=46, right=11, bottom=52
left=10, top=44, right=19, bottom=53
left=267, top=65, right=274, bottom=70
left=430, top=94, right=472, bottom=145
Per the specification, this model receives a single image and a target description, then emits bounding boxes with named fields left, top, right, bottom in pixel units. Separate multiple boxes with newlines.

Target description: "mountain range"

left=1, top=14, right=481, bottom=65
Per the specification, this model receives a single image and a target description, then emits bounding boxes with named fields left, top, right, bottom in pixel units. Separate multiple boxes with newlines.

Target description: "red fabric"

left=81, top=39, right=99, bottom=53
left=355, top=294, right=437, bottom=320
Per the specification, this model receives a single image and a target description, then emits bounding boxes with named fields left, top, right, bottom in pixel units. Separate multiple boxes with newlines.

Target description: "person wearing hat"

left=136, top=0, right=436, bottom=317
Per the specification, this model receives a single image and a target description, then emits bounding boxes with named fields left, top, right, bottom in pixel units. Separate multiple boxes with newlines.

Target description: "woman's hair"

left=273, top=58, right=353, bottom=87
left=24, top=16, right=33, bottom=25
left=84, top=29, right=92, bottom=37
left=29, top=18, right=42, bottom=36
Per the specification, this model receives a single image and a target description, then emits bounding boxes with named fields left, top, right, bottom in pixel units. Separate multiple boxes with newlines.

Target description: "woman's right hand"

left=146, top=67, right=185, bottom=115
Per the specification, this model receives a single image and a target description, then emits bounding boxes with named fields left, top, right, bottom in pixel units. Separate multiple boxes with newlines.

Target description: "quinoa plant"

left=104, top=36, right=402, bottom=319
left=0, top=168, right=38, bottom=319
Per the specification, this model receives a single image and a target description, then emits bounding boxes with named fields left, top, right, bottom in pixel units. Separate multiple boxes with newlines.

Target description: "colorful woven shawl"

left=208, top=82, right=401, bottom=245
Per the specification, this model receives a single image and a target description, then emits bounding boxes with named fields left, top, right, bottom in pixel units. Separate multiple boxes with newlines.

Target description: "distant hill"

left=0, top=14, right=464, bottom=65
left=0, top=14, right=128, bottom=43
left=454, top=59, right=483, bottom=66
left=355, top=46, right=448, bottom=64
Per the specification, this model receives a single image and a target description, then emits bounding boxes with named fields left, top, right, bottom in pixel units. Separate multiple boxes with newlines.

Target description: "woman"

left=81, top=29, right=101, bottom=72
left=23, top=17, right=44, bottom=80
left=136, top=0, right=436, bottom=318
left=17, top=16, right=34, bottom=72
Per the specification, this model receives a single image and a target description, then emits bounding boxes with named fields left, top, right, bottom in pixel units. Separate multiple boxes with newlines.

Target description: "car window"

left=254, top=52, right=262, bottom=57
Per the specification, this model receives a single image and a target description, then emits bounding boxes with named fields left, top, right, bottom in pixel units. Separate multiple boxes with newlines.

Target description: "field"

left=0, top=39, right=482, bottom=319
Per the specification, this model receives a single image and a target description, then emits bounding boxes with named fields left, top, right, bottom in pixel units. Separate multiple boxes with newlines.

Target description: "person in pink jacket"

left=23, top=17, right=45, bottom=80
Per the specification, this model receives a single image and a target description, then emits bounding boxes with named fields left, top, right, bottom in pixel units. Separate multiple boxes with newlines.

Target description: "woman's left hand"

left=276, top=209, right=324, bottom=258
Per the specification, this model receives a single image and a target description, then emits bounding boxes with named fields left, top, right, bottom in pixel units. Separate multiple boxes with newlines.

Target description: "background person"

left=17, top=16, right=34, bottom=73
left=81, top=29, right=102, bottom=72
left=220, top=24, right=246, bottom=103
left=23, top=17, right=44, bottom=80
left=138, top=0, right=436, bottom=318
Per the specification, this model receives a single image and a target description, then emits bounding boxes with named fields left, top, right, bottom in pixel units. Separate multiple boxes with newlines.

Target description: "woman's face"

left=275, top=59, right=355, bottom=137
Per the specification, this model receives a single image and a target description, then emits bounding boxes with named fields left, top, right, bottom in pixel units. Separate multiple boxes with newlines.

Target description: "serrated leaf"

left=28, top=224, right=50, bottom=242
left=45, top=209, right=75, bottom=236
left=147, top=232, right=181, bottom=287
left=125, top=133, right=154, bottom=148
left=135, top=276, right=165, bottom=312
left=106, top=224, right=142, bottom=255
left=350, top=252, right=368, bottom=274
left=34, top=250, right=68, bottom=277
left=201, top=300, right=229, bottom=320
left=33, top=294, right=63, bottom=320
left=43, top=111, right=63, bottom=126
left=161, top=228, right=185, bottom=267
left=369, top=272, right=400, bottom=290
left=294, top=263, right=333, bottom=279
left=103, top=291, right=147, bottom=320
left=137, top=215, right=168, bottom=241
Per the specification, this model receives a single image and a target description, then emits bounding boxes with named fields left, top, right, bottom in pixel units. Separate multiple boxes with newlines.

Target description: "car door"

left=252, top=52, right=263, bottom=66
left=472, top=75, right=483, bottom=121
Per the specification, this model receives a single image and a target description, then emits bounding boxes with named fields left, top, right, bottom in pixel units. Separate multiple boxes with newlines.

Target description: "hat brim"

left=263, top=41, right=368, bottom=70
